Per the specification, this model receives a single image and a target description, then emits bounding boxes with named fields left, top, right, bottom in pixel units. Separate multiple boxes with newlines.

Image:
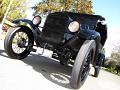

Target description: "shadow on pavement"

left=0, top=49, right=95, bottom=89
left=0, top=49, right=4, bottom=54
left=23, top=54, right=73, bottom=89
left=0, top=49, right=73, bottom=88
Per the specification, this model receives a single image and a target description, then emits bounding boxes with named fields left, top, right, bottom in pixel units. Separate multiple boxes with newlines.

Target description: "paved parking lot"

left=0, top=40, right=120, bottom=90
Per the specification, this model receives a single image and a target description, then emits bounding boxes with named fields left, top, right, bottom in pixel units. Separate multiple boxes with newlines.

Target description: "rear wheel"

left=94, top=67, right=100, bottom=77
left=70, top=40, right=96, bottom=89
left=94, top=53, right=105, bottom=77
left=4, top=26, right=34, bottom=59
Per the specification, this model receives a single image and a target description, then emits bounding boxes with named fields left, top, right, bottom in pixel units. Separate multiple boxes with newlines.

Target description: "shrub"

left=104, top=58, right=117, bottom=68
left=115, top=62, right=120, bottom=74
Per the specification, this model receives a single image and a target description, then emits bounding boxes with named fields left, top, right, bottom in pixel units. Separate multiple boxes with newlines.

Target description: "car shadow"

left=0, top=49, right=94, bottom=89
left=0, top=49, right=4, bottom=54
left=23, top=53, right=73, bottom=89
left=0, top=49, right=9, bottom=58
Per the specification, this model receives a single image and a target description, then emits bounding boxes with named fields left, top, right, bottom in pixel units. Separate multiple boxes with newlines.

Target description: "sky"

left=93, top=0, right=120, bottom=28
left=28, top=0, right=120, bottom=57
left=92, top=0, right=120, bottom=57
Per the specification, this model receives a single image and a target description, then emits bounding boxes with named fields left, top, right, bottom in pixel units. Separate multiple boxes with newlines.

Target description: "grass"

left=102, top=67, right=120, bottom=76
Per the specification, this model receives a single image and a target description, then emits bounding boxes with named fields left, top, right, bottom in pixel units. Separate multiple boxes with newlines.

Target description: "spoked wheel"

left=70, top=40, right=96, bottom=89
left=4, top=26, right=34, bottom=59
left=81, top=52, right=92, bottom=81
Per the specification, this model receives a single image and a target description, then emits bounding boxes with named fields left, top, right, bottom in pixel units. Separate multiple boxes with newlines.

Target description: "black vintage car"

left=4, top=12, right=107, bottom=89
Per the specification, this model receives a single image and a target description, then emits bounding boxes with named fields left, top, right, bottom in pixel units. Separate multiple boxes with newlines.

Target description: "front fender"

left=12, top=19, right=36, bottom=29
left=79, top=30, right=100, bottom=40
left=79, top=30, right=101, bottom=66
left=12, top=19, right=39, bottom=40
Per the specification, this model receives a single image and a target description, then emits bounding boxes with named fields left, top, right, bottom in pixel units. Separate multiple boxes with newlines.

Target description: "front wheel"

left=70, top=40, right=96, bottom=89
left=4, top=26, right=34, bottom=59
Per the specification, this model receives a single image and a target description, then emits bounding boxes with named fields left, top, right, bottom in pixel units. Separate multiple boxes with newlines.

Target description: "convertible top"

left=51, top=11, right=105, bottom=20
left=66, top=12, right=105, bottom=20
left=48, top=12, right=105, bottom=25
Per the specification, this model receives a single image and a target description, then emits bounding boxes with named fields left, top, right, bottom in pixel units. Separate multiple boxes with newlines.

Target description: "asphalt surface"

left=0, top=40, right=120, bottom=90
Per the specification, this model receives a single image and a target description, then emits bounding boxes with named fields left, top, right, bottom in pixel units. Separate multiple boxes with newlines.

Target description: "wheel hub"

left=17, top=38, right=27, bottom=48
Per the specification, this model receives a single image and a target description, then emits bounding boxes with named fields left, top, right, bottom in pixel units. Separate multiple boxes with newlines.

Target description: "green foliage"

left=76, top=0, right=94, bottom=14
left=108, top=60, right=116, bottom=68
left=104, top=58, right=116, bottom=68
left=33, top=0, right=94, bottom=14
left=0, top=0, right=28, bottom=21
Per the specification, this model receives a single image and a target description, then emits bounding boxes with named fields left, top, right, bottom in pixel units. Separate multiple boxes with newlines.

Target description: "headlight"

left=32, top=15, right=41, bottom=26
left=68, top=21, right=80, bottom=32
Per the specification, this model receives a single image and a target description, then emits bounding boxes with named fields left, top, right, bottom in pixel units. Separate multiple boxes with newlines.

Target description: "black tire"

left=70, top=40, right=96, bottom=89
left=94, top=67, right=100, bottom=77
left=4, top=26, right=34, bottom=59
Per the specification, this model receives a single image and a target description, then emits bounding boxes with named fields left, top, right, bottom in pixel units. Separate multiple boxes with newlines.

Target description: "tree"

left=33, top=0, right=94, bottom=14
left=0, top=0, right=28, bottom=22
left=76, top=0, right=94, bottom=14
